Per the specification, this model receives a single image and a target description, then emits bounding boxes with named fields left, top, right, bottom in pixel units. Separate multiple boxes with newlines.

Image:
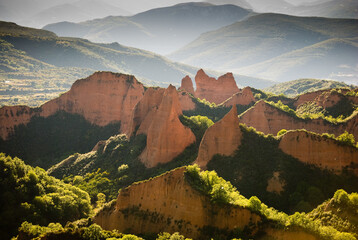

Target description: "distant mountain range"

left=0, top=21, right=273, bottom=107
left=207, top=0, right=358, bottom=19
left=168, top=13, right=358, bottom=84
left=43, top=3, right=252, bottom=55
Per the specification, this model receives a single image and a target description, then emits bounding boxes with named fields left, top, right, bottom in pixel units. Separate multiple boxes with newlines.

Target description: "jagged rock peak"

left=194, top=69, right=239, bottom=105
left=139, top=85, right=196, bottom=168
left=195, top=106, right=242, bottom=168
left=179, top=75, right=195, bottom=95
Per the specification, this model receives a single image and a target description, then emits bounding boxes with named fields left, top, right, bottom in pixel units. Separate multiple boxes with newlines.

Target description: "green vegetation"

left=16, top=221, right=144, bottom=240
left=51, top=133, right=198, bottom=203
left=185, top=166, right=357, bottom=240
left=183, top=97, right=231, bottom=122
left=265, top=79, right=351, bottom=97
left=0, top=153, right=92, bottom=240
left=308, top=189, right=358, bottom=238
left=179, top=115, right=214, bottom=141
left=0, top=111, right=120, bottom=169
left=206, top=124, right=358, bottom=213
left=16, top=220, right=196, bottom=240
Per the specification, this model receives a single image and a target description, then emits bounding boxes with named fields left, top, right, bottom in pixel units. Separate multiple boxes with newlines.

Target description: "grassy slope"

left=265, top=78, right=351, bottom=97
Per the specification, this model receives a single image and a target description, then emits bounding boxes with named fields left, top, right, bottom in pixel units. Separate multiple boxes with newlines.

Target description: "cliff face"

left=94, top=167, right=261, bottom=239
left=125, top=87, right=165, bottom=136
left=139, top=85, right=196, bottom=168
left=279, top=130, right=358, bottom=175
left=41, top=72, right=145, bottom=130
left=179, top=75, right=195, bottom=95
left=178, top=91, right=196, bottom=111
left=239, top=100, right=358, bottom=140
left=195, top=69, right=239, bottom=105
left=0, top=72, right=145, bottom=140
left=195, top=107, right=242, bottom=168
left=222, top=87, right=256, bottom=107
left=0, top=106, right=38, bottom=140
left=293, top=90, right=326, bottom=108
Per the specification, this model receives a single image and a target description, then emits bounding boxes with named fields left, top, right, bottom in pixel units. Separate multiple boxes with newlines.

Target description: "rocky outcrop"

left=139, top=85, right=196, bottom=168
left=0, top=72, right=145, bottom=140
left=266, top=172, right=285, bottom=194
left=178, top=91, right=196, bottom=111
left=94, top=167, right=261, bottom=239
left=293, top=90, right=326, bottom=108
left=239, top=100, right=358, bottom=140
left=293, top=89, right=352, bottom=109
left=0, top=106, right=39, bottom=140
left=195, top=69, right=239, bottom=105
left=222, top=87, right=256, bottom=107
left=195, top=107, right=242, bottom=168
left=125, top=87, right=165, bottom=136
left=279, top=130, right=358, bottom=175
left=179, top=75, right=194, bottom=95
left=41, top=72, right=145, bottom=131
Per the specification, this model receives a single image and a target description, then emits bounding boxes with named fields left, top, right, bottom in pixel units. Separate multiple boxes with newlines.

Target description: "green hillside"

left=308, top=189, right=358, bottom=238
left=265, top=78, right=352, bottom=97
left=0, top=153, right=92, bottom=240
left=168, top=13, right=358, bottom=83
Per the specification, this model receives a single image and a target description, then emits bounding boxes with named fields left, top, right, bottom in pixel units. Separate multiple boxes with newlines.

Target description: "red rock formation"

left=125, top=87, right=165, bottom=136
left=179, top=75, right=194, bottom=95
left=178, top=91, right=196, bottom=111
left=94, top=167, right=262, bottom=239
left=222, top=87, right=256, bottom=107
left=314, top=91, right=343, bottom=109
left=239, top=100, right=358, bottom=140
left=0, top=72, right=145, bottom=140
left=0, top=106, right=38, bottom=140
left=195, top=69, right=239, bottom=105
left=279, top=130, right=358, bottom=175
left=139, top=85, right=196, bottom=168
left=41, top=72, right=144, bottom=130
left=293, top=89, right=352, bottom=109
left=195, top=106, right=242, bottom=168
left=293, top=90, right=326, bottom=108
left=266, top=172, right=285, bottom=194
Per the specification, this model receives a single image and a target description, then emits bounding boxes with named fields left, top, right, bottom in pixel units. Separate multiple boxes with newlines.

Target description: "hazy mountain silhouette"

left=43, top=3, right=252, bottom=55
left=169, top=13, right=358, bottom=84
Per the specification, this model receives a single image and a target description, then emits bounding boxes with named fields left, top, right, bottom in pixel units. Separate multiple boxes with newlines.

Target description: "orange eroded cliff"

left=195, top=106, right=242, bottom=168
left=125, top=87, right=165, bottom=136
left=0, top=106, right=39, bottom=140
left=195, top=69, right=239, bottom=105
left=279, top=130, right=358, bottom=175
left=222, top=87, right=256, bottom=107
left=179, top=75, right=195, bottom=95
left=41, top=72, right=145, bottom=130
left=0, top=72, right=145, bottom=140
left=240, top=100, right=358, bottom=139
left=139, top=85, right=196, bottom=168
left=94, top=167, right=261, bottom=239
left=178, top=91, right=196, bottom=111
